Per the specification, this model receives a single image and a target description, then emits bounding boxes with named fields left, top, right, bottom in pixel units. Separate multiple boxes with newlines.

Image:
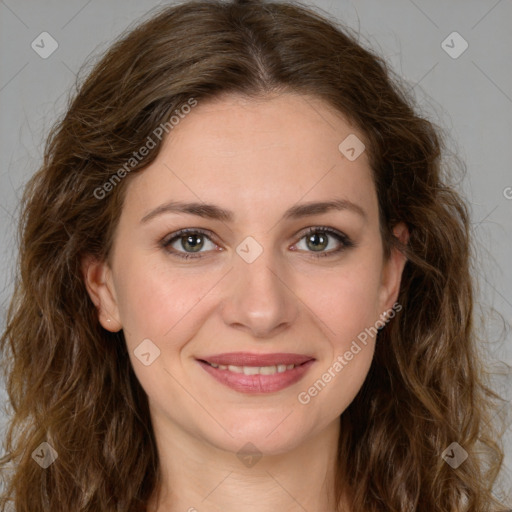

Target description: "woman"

left=0, top=0, right=508, bottom=510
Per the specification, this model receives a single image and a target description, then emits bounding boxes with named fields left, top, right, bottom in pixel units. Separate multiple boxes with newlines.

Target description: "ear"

left=377, top=222, right=409, bottom=313
left=81, top=255, right=122, bottom=332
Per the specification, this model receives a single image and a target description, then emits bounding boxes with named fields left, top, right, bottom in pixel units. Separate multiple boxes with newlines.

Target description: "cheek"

left=301, top=256, right=383, bottom=340
left=299, top=267, right=379, bottom=417
left=320, top=344, right=375, bottom=417
left=113, top=253, right=208, bottom=344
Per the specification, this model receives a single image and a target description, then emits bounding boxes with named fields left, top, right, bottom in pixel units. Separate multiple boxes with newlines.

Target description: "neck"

left=146, top=415, right=346, bottom=512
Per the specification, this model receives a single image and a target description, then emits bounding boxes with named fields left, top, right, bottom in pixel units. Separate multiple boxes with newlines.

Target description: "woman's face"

left=84, top=92, right=407, bottom=456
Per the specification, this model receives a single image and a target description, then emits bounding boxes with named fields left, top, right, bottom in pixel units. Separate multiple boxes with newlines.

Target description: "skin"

left=83, top=92, right=408, bottom=512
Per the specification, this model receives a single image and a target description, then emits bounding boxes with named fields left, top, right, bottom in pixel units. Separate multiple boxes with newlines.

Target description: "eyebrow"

left=140, top=198, right=367, bottom=224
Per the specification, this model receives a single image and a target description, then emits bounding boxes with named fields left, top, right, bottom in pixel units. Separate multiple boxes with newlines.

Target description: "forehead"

left=122, top=93, right=378, bottom=225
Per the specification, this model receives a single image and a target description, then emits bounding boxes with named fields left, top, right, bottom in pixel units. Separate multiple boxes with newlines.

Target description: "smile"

left=196, top=359, right=315, bottom=394
left=207, top=362, right=297, bottom=374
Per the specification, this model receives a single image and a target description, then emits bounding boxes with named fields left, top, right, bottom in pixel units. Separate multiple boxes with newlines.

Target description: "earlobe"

left=81, top=255, right=122, bottom=332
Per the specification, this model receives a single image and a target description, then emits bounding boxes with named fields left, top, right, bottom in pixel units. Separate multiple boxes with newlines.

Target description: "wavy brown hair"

left=0, top=0, right=508, bottom=510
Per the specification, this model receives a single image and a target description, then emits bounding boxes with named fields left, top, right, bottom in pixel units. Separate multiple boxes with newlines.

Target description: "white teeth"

left=207, top=362, right=297, bottom=374
left=242, top=366, right=260, bottom=375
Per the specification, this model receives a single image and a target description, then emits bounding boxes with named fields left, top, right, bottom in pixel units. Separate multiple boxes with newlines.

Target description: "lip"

left=198, top=352, right=315, bottom=367
left=196, top=353, right=316, bottom=394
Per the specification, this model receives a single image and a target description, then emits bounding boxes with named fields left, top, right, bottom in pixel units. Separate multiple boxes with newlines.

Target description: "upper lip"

left=198, top=352, right=315, bottom=367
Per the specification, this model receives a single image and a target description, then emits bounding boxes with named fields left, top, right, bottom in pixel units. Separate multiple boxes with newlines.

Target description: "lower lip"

left=197, top=359, right=315, bottom=394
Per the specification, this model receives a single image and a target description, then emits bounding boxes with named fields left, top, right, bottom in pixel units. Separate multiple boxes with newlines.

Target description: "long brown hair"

left=0, top=0, right=507, bottom=510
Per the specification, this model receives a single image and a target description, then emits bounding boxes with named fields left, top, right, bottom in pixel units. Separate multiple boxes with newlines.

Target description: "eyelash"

left=161, top=226, right=355, bottom=260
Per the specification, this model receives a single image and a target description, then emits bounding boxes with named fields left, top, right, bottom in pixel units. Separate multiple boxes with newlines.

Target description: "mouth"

left=195, top=353, right=316, bottom=394
left=198, top=359, right=309, bottom=374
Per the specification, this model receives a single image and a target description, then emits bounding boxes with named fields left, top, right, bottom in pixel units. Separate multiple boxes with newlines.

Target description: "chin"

left=205, top=417, right=309, bottom=457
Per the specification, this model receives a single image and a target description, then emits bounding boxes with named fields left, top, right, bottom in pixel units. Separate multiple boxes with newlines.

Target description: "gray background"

left=1, top=0, right=511, bottom=503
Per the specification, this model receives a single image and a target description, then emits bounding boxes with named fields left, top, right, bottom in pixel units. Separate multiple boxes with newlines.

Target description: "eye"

left=293, top=226, right=355, bottom=258
left=161, top=228, right=218, bottom=259
left=161, top=226, right=355, bottom=260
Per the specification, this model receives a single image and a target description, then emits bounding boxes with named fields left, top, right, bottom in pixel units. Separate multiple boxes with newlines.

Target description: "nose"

left=220, top=244, right=299, bottom=339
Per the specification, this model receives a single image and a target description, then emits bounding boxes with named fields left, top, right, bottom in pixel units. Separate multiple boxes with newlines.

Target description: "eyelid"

left=295, top=225, right=351, bottom=243
left=163, top=227, right=216, bottom=241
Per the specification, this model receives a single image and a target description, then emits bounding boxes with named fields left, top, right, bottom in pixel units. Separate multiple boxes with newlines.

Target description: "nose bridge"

left=221, top=235, right=298, bottom=336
